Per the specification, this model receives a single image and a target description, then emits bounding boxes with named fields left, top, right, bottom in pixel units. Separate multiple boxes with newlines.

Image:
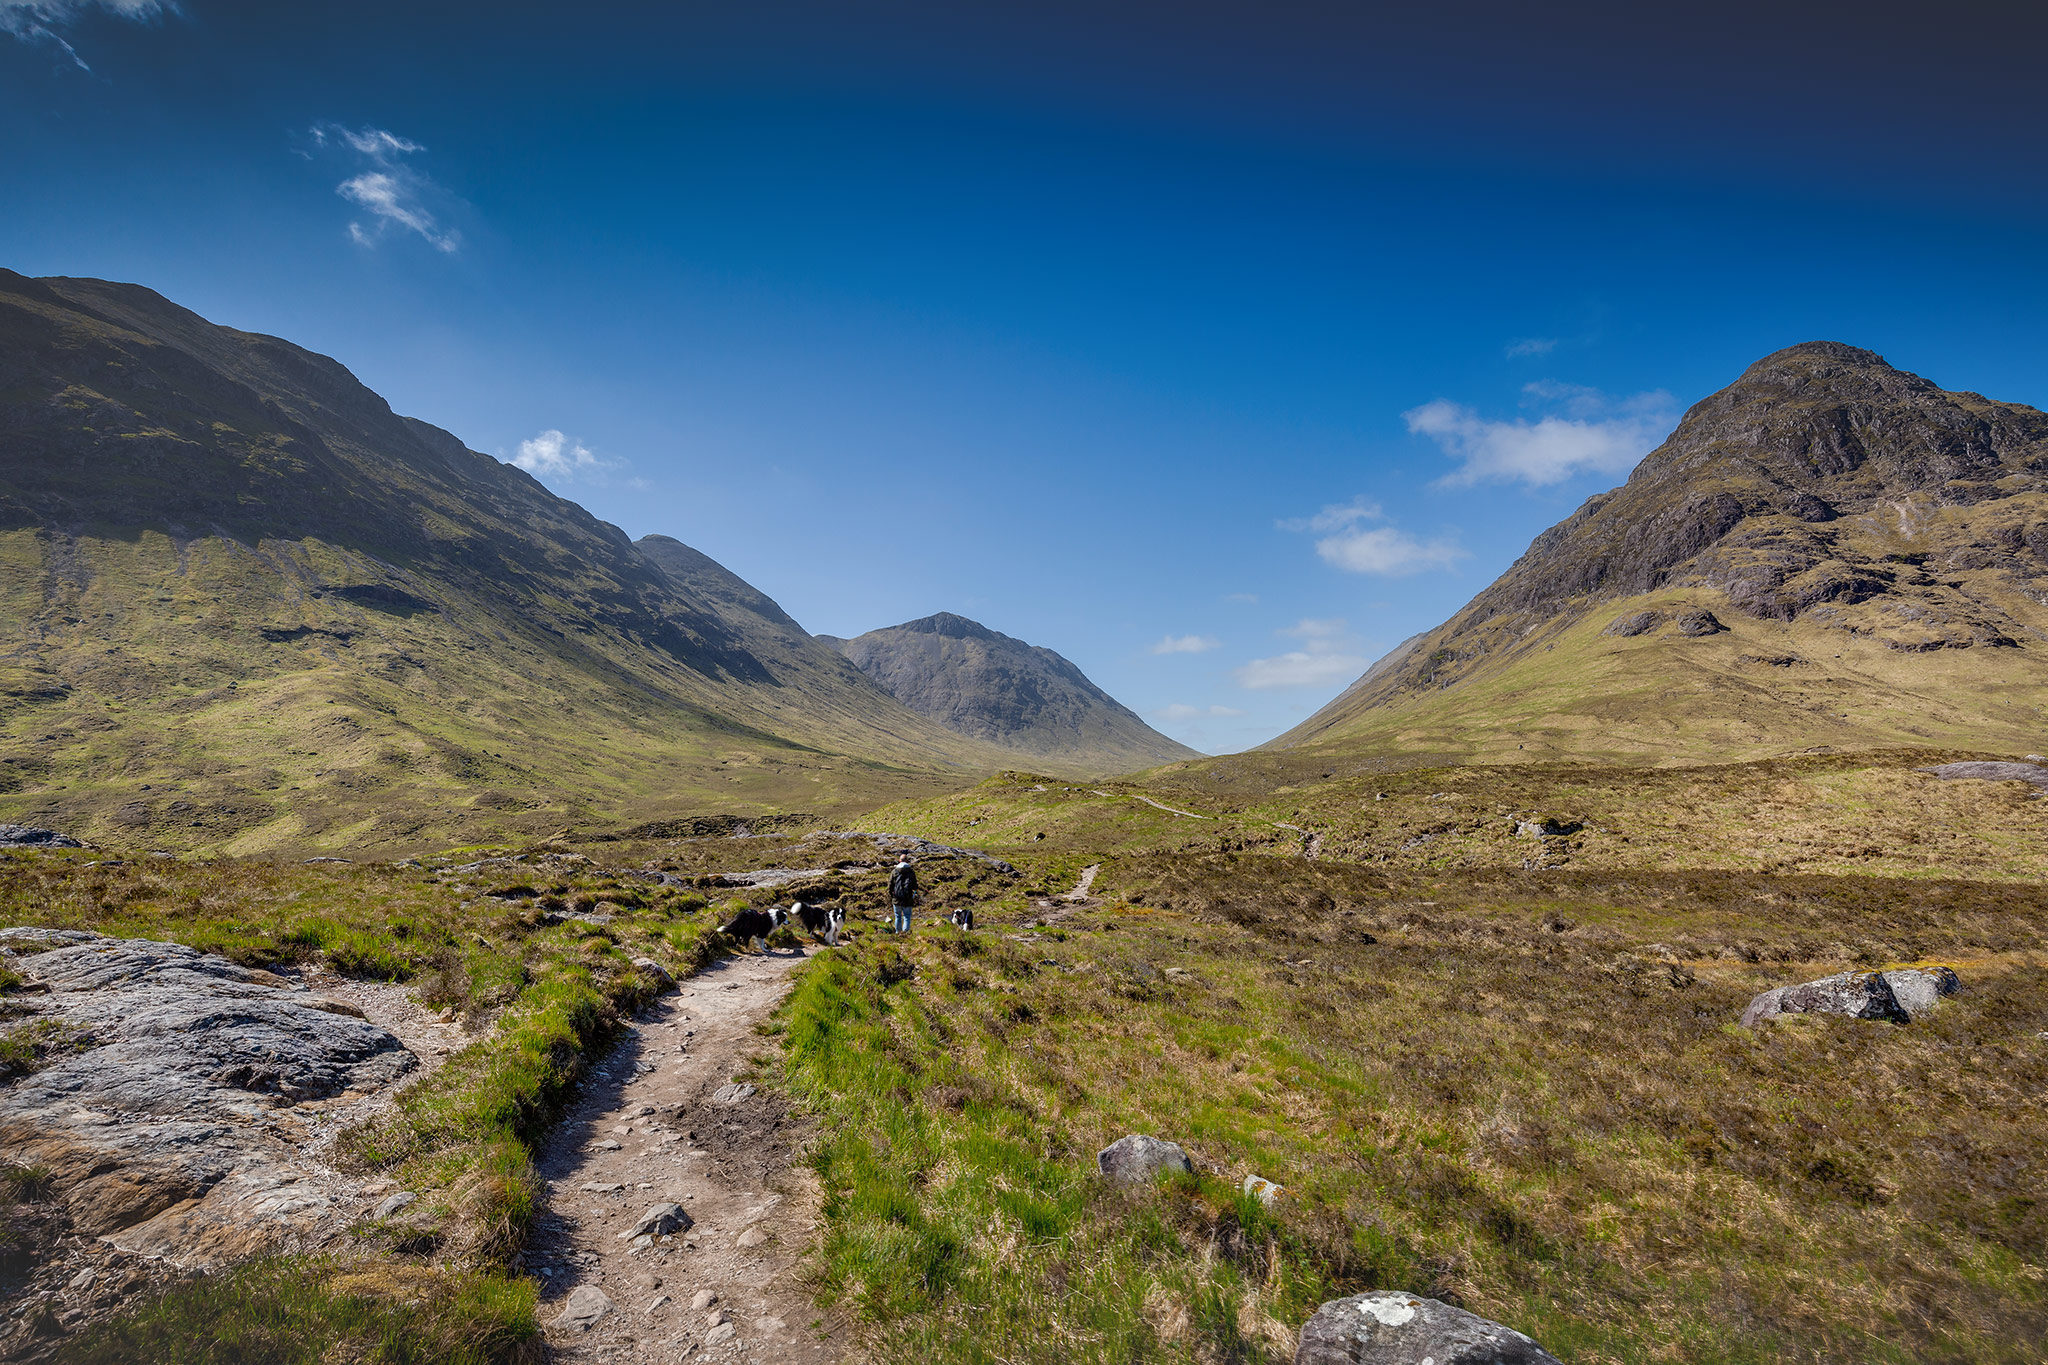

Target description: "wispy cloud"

left=1505, top=336, right=1559, bottom=358
left=1234, top=618, right=1369, bottom=691
left=1151, top=703, right=1246, bottom=722
left=1278, top=498, right=1465, bottom=577
left=507, top=429, right=635, bottom=486
left=0, top=0, right=172, bottom=68
left=309, top=123, right=460, bottom=253
left=1408, top=382, right=1676, bottom=488
left=1150, top=634, right=1220, bottom=655
left=1223, top=592, right=1259, bottom=604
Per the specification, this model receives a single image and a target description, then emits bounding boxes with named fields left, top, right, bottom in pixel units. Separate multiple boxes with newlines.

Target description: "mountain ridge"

left=1265, top=341, right=2048, bottom=761
left=824, top=612, right=1199, bottom=774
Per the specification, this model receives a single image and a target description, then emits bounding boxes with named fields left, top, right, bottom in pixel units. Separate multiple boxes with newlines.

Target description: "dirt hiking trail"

left=530, top=947, right=842, bottom=1365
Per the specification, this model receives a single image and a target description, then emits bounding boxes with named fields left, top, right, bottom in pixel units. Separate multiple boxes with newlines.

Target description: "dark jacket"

left=889, top=863, right=918, bottom=906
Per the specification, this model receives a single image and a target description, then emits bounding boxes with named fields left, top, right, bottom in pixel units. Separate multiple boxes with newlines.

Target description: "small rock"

left=691, top=1290, right=718, bottom=1311
left=554, top=1285, right=613, bottom=1332
left=704, top=1322, right=737, bottom=1346
left=631, top=957, right=675, bottom=989
left=736, top=1225, right=767, bottom=1249
left=589, top=1139, right=622, bottom=1151
left=712, top=1082, right=756, bottom=1104
left=632, top=1234, right=654, bottom=1250
left=1296, top=1291, right=1561, bottom=1365
left=371, top=1191, right=416, bottom=1218
left=1097, top=1134, right=1195, bottom=1184
left=627, top=1202, right=693, bottom=1238
left=646, top=1294, right=671, bottom=1314
left=1242, top=1175, right=1286, bottom=1206
left=580, top=1182, right=625, bottom=1194
left=67, top=1269, right=94, bottom=1291
left=610, top=1123, right=633, bottom=1136
left=706, top=1309, right=730, bottom=1327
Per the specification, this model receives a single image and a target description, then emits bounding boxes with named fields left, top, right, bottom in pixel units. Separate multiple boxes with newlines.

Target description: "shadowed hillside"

left=1267, top=342, right=2048, bottom=763
left=0, top=271, right=1013, bottom=852
left=821, top=611, right=1198, bottom=775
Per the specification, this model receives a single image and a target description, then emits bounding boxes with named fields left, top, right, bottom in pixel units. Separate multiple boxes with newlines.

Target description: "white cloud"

left=1151, top=703, right=1246, bottom=722
left=310, top=123, right=460, bottom=253
left=1505, top=336, right=1559, bottom=358
left=1223, top=592, right=1259, bottom=604
left=1234, top=618, right=1370, bottom=691
left=1279, top=498, right=1465, bottom=577
left=1408, top=382, right=1676, bottom=488
left=508, top=429, right=627, bottom=484
left=1150, top=634, right=1220, bottom=655
left=0, top=0, right=172, bottom=67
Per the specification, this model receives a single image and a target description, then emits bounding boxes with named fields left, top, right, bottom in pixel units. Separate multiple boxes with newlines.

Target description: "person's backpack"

left=889, top=863, right=918, bottom=906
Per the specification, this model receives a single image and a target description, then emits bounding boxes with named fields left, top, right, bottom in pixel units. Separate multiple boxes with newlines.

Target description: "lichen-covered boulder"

left=1096, top=1134, right=1194, bottom=1184
left=1297, top=1292, right=1561, bottom=1365
left=1740, top=966, right=1961, bottom=1028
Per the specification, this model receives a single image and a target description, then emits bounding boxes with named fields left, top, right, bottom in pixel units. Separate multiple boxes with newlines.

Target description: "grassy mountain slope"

left=1268, top=342, right=2048, bottom=764
left=821, top=611, right=1199, bottom=775
left=0, top=271, right=1010, bottom=852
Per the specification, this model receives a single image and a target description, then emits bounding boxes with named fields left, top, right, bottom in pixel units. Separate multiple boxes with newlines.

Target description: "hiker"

left=889, top=853, right=919, bottom=933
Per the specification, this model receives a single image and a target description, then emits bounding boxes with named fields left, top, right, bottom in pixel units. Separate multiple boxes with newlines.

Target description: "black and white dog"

left=719, top=904, right=787, bottom=951
left=949, top=905, right=975, bottom=932
left=790, top=900, right=845, bottom=946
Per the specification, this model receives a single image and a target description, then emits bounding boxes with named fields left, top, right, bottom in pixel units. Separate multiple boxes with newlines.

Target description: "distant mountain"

left=1267, top=341, right=2048, bottom=762
left=820, top=612, right=1198, bottom=773
left=0, top=270, right=1011, bottom=852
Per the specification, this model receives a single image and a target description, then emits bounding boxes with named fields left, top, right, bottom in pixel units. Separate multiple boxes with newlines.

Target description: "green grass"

left=51, top=1257, right=540, bottom=1365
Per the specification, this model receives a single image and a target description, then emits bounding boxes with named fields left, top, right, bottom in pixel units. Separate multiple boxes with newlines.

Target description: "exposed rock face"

left=1096, top=1134, right=1195, bottom=1184
left=0, top=930, right=418, bottom=1272
left=1740, top=966, right=1961, bottom=1027
left=824, top=613, right=1198, bottom=774
left=1296, top=1292, right=1562, bottom=1365
left=1276, top=342, right=2048, bottom=753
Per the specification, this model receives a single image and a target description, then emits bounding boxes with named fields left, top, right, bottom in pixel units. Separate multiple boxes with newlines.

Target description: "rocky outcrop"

left=1296, top=1292, right=1562, bottom=1365
left=1097, top=1134, right=1194, bottom=1184
left=1921, top=761, right=2048, bottom=790
left=1740, top=966, right=1961, bottom=1028
left=0, top=929, right=420, bottom=1277
left=0, top=826, right=83, bottom=849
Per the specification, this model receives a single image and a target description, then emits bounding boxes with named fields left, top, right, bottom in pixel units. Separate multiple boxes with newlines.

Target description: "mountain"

left=819, top=612, right=1199, bottom=773
left=1265, top=341, right=2048, bottom=763
left=0, top=270, right=1014, bottom=852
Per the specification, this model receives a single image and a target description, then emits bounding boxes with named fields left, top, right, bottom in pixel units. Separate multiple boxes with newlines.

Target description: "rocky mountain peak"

left=899, top=612, right=1001, bottom=642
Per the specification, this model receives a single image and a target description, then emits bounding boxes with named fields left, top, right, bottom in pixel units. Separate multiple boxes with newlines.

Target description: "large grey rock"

left=1740, top=966, right=1961, bottom=1028
left=1297, top=1292, right=1561, bottom=1365
left=1920, top=761, right=2048, bottom=790
left=0, top=929, right=420, bottom=1272
left=1097, top=1134, right=1194, bottom=1184
left=0, top=825, right=83, bottom=849
left=625, top=1202, right=691, bottom=1238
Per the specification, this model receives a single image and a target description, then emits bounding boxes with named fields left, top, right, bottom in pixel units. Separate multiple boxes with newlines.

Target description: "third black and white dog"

left=948, top=905, right=975, bottom=932
left=790, top=900, right=845, bottom=946
left=719, top=904, right=787, bottom=951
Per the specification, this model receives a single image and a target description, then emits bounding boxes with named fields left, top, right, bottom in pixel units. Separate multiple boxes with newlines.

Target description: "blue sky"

left=6, top=1, right=2047, bottom=753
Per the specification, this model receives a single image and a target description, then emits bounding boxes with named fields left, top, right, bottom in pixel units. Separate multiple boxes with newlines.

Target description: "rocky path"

left=530, top=947, right=841, bottom=1365
left=1092, top=790, right=1208, bottom=820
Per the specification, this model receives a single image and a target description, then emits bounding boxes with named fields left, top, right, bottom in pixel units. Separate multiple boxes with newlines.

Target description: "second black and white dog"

left=949, top=905, right=975, bottom=931
left=719, top=904, right=787, bottom=951
left=790, top=899, right=845, bottom=946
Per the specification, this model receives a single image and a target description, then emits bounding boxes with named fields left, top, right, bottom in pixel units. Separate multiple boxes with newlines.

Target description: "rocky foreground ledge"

left=0, top=929, right=427, bottom=1341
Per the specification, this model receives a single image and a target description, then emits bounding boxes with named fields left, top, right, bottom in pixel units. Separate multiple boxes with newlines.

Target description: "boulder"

left=1673, top=608, right=1726, bottom=637
left=1602, top=609, right=1664, bottom=638
left=1296, top=1292, right=1561, bottom=1365
left=1740, top=967, right=1961, bottom=1028
left=1919, top=761, right=2048, bottom=791
left=0, top=825, right=83, bottom=849
left=1097, top=1134, right=1194, bottom=1184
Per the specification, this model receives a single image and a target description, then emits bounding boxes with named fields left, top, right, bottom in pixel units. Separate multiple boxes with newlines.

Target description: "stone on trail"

left=1741, top=967, right=1961, bottom=1028
left=705, top=1322, right=738, bottom=1346
left=554, top=1285, right=613, bottom=1331
left=736, top=1224, right=767, bottom=1248
left=631, top=956, right=675, bottom=989
left=625, top=1202, right=692, bottom=1238
left=1296, top=1291, right=1562, bottom=1365
left=579, top=1182, right=624, bottom=1194
left=691, top=1290, right=718, bottom=1311
left=713, top=1081, right=756, bottom=1104
left=1097, top=1134, right=1195, bottom=1184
